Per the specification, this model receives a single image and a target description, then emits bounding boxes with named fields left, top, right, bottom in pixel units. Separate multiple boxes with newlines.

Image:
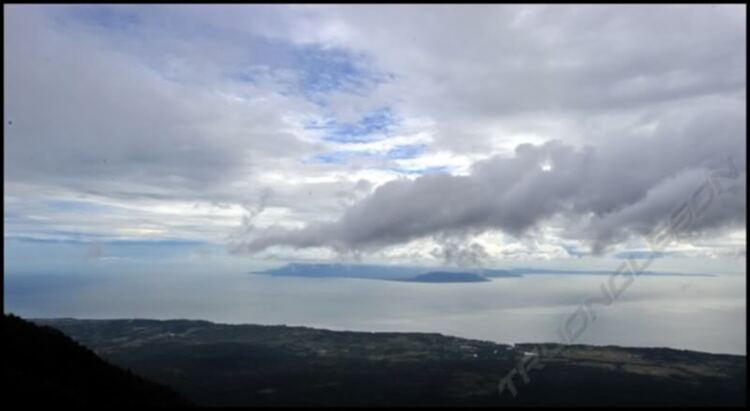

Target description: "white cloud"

left=4, top=5, right=746, bottom=267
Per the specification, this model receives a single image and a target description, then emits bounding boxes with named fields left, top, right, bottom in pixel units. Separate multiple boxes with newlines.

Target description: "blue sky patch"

left=388, top=166, right=451, bottom=175
left=232, top=44, right=388, bottom=102
left=57, top=5, right=141, bottom=31
left=54, top=5, right=383, bottom=97
left=311, top=143, right=425, bottom=166
left=307, top=107, right=398, bottom=144
left=386, top=144, right=426, bottom=160
left=294, top=46, right=364, bottom=95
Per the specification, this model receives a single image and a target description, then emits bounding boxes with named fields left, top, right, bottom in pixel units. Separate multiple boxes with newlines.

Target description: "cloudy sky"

left=4, top=5, right=747, bottom=274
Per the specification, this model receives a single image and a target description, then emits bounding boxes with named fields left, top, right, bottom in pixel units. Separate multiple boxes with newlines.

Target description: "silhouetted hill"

left=4, top=314, right=187, bottom=407
left=36, top=318, right=746, bottom=407
left=255, top=263, right=711, bottom=281
left=256, top=262, right=425, bottom=280
left=403, top=271, right=490, bottom=282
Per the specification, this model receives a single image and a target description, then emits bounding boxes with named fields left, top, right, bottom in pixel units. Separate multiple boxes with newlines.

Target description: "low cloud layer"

left=235, top=103, right=746, bottom=255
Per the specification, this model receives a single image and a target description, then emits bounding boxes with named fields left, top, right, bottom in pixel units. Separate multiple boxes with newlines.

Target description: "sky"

left=4, top=4, right=747, bottom=276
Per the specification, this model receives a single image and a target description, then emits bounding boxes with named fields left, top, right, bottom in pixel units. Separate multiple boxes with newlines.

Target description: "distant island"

left=252, top=263, right=709, bottom=282
left=254, top=263, right=426, bottom=280
left=400, top=271, right=490, bottom=283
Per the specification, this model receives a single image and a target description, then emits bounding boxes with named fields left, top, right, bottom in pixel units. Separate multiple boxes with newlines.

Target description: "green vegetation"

left=34, top=318, right=746, bottom=407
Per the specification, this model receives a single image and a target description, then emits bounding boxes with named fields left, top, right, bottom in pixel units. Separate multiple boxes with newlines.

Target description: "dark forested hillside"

left=4, top=314, right=187, bottom=407
left=35, top=317, right=747, bottom=407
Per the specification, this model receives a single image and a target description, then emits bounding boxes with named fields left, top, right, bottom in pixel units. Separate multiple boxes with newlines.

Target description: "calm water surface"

left=5, top=271, right=745, bottom=355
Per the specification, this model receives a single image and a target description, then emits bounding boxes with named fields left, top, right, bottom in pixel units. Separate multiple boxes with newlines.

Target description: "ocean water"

left=5, top=270, right=746, bottom=355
